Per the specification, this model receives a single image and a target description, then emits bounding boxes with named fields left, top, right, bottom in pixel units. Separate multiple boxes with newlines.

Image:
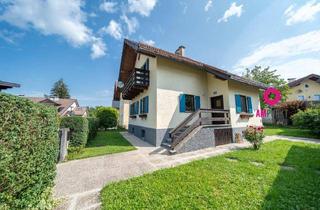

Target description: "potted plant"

left=243, top=126, right=265, bottom=149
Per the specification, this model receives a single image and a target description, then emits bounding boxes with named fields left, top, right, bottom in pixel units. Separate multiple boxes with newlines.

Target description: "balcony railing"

left=122, top=68, right=150, bottom=100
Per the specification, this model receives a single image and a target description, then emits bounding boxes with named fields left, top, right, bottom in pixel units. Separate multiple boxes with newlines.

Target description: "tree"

left=50, top=79, right=70, bottom=99
left=96, top=107, right=118, bottom=130
left=244, top=66, right=289, bottom=108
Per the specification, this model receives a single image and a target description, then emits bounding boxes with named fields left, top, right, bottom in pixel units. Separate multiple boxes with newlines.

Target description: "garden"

left=101, top=140, right=320, bottom=209
left=60, top=106, right=134, bottom=161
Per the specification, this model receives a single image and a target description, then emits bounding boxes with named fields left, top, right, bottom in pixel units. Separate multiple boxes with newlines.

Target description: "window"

left=141, top=130, right=145, bottom=139
left=141, top=59, right=149, bottom=70
left=297, top=95, right=304, bottom=101
left=314, top=95, right=320, bottom=101
left=130, top=101, right=139, bottom=116
left=179, top=94, right=201, bottom=112
left=240, top=95, right=248, bottom=113
left=185, top=95, right=195, bottom=112
left=305, top=84, right=309, bottom=88
left=140, top=96, right=149, bottom=114
left=235, top=94, right=253, bottom=113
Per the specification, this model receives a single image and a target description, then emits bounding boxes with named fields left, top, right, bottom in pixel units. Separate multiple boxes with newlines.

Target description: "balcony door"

left=211, top=95, right=224, bottom=125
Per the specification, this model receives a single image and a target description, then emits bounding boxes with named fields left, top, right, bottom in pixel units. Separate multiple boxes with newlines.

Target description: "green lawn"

left=101, top=140, right=320, bottom=209
left=264, top=125, right=320, bottom=139
left=67, top=131, right=135, bottom=160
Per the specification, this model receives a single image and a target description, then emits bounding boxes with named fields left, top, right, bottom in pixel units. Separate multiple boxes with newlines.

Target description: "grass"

left=101, top=140, right=320, bottom=209
left=264, top=125, right=320, bottom=139
left=67, top=131, right=136, bottom=160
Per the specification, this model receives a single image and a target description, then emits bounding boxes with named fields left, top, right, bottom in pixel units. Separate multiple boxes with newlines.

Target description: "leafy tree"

left=96, top=107, right=118, bottom=130
left=50, top=79, right=70, bottom=99
left=244, top=66, right=289, bottom=108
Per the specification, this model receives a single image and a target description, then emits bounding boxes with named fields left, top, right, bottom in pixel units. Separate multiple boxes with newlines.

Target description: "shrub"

left=0, top=93, right=59, bottom=209
left=243, top=126, right=265, bottom=149
left=292, top=108, right=320, bottom=131
left=96, top=107, right=118, bottom=130
left=87, top=117, right=99, bottom=140
left=60, top=116, right=88, bottom=150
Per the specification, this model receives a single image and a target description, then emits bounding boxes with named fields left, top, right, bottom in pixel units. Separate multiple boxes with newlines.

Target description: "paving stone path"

left=54, top=133, right=320, bottom=210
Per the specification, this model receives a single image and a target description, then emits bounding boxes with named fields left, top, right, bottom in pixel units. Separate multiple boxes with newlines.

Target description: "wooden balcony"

left=122, top=68, right=150, bottom=100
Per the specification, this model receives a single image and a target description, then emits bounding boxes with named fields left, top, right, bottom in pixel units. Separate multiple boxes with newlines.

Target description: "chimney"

left=287, top=78, right=296, bottom=83
left=175, top=45, right=186, bottom=56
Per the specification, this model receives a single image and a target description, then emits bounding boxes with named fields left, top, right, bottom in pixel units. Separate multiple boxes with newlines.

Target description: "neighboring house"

left=26, top=97, right=88, bottom=117
left=116, top=39, right=267, bottom=153
left=0, top=80, right=20, bottom=91
left=287, top=74, right=320, bottom=102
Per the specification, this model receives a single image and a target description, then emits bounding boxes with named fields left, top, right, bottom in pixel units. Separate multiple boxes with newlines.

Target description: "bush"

left=0, top=93, right=59, bottom=209
left=243, top=126, right=265, bottom=150
left=292, top=108, right=320, bottom=131
left=96, top=107, right=118, bottom=130
left=87, top=117, right=99, bottom=140
left=60, top=116, right=88, bottom=150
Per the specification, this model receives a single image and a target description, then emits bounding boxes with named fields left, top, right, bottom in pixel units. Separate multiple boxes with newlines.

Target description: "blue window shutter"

left=235, top=94, right=242, bottom=113
left=145, top=96, right=149, bottom=113
left=195, top=96, right=201, bottom=110
left=179, top=94, right=186, bottom=112
left=247, top=96, right=253, bottom=113
left=140, top=99, right=143, bottom=113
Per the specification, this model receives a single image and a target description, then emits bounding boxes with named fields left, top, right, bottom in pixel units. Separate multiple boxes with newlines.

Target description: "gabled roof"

left=0, top=80, right=20, bottom=90
left=288, top=74, right=320, bottom=87
left=26, top=97, right=78, bottom=116
left=118, top=39, right=268, bottom=89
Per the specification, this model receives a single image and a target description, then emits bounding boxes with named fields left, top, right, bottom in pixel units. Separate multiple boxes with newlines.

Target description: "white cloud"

left=141, top=39, right=155, bottom=46
left=101, top=20, right=122, bottom=40
left=0, top=0, right=106, bottom=59
left=235, top=30, right=320, bottom=71
left=91, top=38, right=107, bottom=59
left=128, top=0, right=157, bottom=17
left=218, top=2, right=243, bottom=23
left=204, top=0, right=213, bottom=12
left=99, top=1, right=117, bottom=13
left=0, top=29, right=24, bottom=44
left=274, top=58, right=320, bottom=79
left=121, top=14, right=139, bottom=34
left=285, top=0, right=320, bottom=25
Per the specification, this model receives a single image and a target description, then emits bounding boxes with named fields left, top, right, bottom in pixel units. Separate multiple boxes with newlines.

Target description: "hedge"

left=292, top=108, right=320, bottom=131
left=60, top=116, right=88, bottom=149
left=87, top=117, right=99, bottom=140
left=0, top=93, right=59, bottom=209
left=96, top=107, right=118, bottom=130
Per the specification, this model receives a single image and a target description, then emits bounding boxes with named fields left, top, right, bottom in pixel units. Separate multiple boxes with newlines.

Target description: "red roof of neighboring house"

left=288, top=74, right=320, bottom=87
left=26, top=97, right=79, bottom=116
left=73, top=107, right=88, bottom=116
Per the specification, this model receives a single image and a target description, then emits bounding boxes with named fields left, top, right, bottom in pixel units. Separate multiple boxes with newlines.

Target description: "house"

left=287, top=74, right=320, bottom=102
left=26, top=97, right=88, bottom=117
left=116, top=39, right=267, bottom=153
left=0, top=80, right=20, bottom=91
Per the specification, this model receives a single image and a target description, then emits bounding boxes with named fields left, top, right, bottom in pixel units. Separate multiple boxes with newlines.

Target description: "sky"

left=0, top=0, right=320, bottom=107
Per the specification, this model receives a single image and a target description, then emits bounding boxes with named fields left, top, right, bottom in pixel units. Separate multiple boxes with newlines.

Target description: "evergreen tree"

left=50, top=79, right=70, bottom=99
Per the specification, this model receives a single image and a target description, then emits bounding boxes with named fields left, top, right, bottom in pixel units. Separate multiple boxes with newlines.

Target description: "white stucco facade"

left=128, top=55, right=263, bottom=130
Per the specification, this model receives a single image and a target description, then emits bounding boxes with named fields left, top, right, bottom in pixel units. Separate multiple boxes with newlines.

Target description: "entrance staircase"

left=162, top=109, right=231, bottom=153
